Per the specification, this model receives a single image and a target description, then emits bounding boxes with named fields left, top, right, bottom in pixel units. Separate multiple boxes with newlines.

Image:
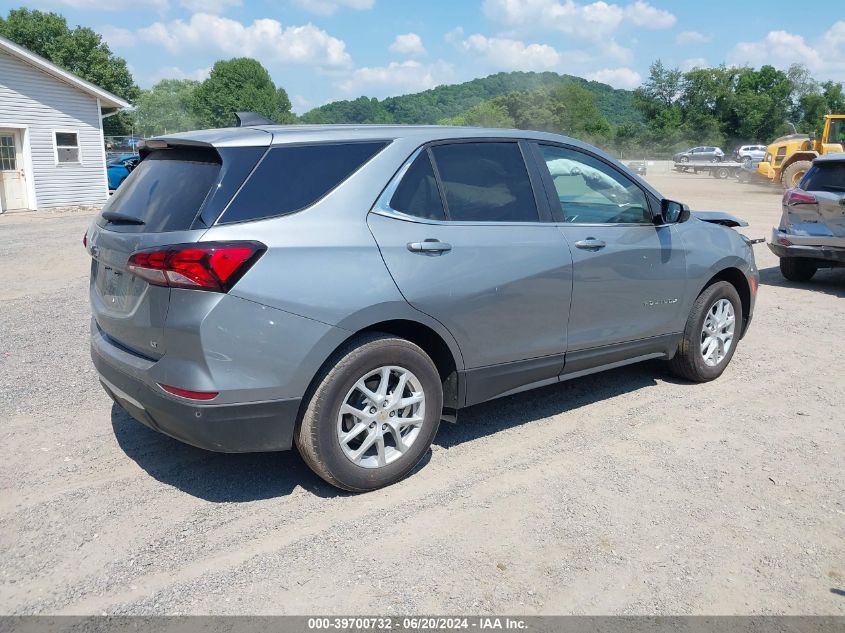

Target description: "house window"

left=0, top=135, right=16, bottom=171
left=54, top=131, right=80, bottom=164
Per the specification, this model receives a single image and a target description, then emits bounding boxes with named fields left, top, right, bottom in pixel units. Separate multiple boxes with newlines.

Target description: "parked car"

left=769, top=152, right=845, bottom=281
left=673, top=146, right=724, bottom=163
left=106, top=154, right=139, bottom=190
left=86, top=125, right=758, bottom=491
left=734, top=145, right=767, bottom=164
left=627, top=160, right=647, bottom=176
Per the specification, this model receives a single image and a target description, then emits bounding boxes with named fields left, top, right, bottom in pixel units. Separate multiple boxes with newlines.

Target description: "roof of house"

left=0, top=34, right=130, bottom=110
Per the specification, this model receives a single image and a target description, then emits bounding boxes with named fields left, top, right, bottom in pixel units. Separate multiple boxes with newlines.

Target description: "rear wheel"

left=668, top=281, right=742, bottom=382
left=716, top=167, right=730, bottom=179
left=782, top=160, right=812, bottom=188
left=680, top=156, right=689, bottom=163
left=296, top=334, right=443, bottom=492
left=779, top=257, right=817, bottom=282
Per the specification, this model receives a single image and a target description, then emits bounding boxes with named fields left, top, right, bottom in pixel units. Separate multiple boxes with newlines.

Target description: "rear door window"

left=389, top=151, right=446, bottom=221
left=100, top=148, right=221, bottom=232
left=220, top=142, right=387, bottom=224
left=429, top=142, right=539, bottom=222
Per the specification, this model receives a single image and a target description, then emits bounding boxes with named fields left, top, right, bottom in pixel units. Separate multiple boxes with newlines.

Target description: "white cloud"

left=461, top=34, right=561, bottom=71
left=624, top=0, right=675, bottom=27
left=33, top=0, right=168, bottom=10
left=604, top=39, right=633, bottom=64
left=727, top=29, right=824, bottom=73
left=681, top=57, right=708, bottom=71
left=482, top=0, right=675, bottom=37
left=291, top=0, right=374, bottom=16
left=444, top=27, right=465, bottom=45
left=389, top=33, right=426, bottom=56
left=484, top=0, right=622, bottom=37
left=586, top=67, right=642, bottom=89
left=675, top=30, right=712, bottom=45
left=150, top=65, right=211, bottom=83
left=99, top=25, right=137, bottom=48
left=137, top=13, right=351, bottom=67
left=336, top=60, right=453, bottom=97
left=180, top=0, right=240, bottom=12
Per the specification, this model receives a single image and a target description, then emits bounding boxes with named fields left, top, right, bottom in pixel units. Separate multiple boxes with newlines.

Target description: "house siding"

left=0, top=49, right=108, bottom=209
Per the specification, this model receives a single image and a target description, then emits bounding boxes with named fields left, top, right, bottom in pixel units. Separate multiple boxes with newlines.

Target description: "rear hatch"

left=787, top=160, right=845, bottom=246
left=88, top=139, right=268, bottom=359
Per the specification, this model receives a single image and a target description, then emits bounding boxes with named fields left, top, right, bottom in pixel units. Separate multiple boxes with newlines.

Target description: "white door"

left=0, top=130, right=28, bottom=211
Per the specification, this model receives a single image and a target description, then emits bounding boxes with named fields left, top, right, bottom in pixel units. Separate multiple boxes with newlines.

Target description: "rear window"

left=220, top=142, right=387, bottom=224
left=101, top=148, right=221, bottom=232
left=801, top=163, right=845, bottom=193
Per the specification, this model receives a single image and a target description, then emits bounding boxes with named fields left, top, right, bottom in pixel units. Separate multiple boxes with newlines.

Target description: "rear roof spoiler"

left=235, top=112, right=275, bottom=127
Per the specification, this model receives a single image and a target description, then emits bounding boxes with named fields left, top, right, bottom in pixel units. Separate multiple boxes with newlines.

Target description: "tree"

left=0, top=8, right=138, bottom=134
left=136, top=79, right=200, bottom=137
left=441, top=100, right=514, bottom=128
left=192, top=58, right=294, bottom=128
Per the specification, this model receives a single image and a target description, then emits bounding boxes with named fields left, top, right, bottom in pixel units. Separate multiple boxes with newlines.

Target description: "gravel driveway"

left=1, top=172, right=843, bottom=615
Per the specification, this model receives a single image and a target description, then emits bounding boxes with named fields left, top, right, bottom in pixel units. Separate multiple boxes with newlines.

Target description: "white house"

left=0, top=35, right=129, bottom=212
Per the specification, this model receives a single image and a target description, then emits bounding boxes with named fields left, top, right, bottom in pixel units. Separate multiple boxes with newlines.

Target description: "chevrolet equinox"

left=87, top=124, right=759, bottom=491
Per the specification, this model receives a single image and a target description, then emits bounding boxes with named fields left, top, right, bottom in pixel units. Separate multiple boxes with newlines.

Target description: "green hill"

left=299, top=71, right=640, bottom=126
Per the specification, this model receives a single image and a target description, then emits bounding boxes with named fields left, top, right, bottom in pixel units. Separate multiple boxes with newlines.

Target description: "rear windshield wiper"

left=101, top=210, right=145, bottom=225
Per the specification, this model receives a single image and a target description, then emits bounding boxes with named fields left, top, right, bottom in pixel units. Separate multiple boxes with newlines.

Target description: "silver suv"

left=87, top=124, right=759, bottom=491
left=770, top=152, right=845, bottom=280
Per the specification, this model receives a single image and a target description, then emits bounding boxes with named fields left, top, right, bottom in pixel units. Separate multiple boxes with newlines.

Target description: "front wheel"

left=782, top=160, right=812, bottom=188
left=296, top=334, right=443, bottom=492
left=779, top=257, right=817, bottom=282
left=668, top=281, right=743, bottom=382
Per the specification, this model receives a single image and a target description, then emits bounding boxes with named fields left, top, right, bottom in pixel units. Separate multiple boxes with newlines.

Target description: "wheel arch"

left=781, top=151, right=818, bottom=172
left=699, top=267, right=751, bottom=336
left=301, top=317, right=464, bottom=417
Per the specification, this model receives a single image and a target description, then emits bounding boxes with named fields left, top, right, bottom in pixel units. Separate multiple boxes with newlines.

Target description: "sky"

left=3, top=0, right=845, bottom=113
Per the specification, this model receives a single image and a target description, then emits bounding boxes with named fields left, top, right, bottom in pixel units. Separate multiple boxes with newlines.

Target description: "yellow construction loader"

left=757, top=114, right=845, bottom=187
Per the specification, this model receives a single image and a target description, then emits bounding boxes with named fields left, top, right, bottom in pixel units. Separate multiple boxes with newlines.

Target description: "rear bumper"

left=92, top=338, right=301, bottom=453
left=768, top=229, right=845, bottom=264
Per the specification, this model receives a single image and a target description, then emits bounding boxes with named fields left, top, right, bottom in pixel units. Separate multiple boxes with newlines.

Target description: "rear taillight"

left=127, top=242, right=265, bottom=292
left=158, top=384, right=219, bottom=401
left=783, top=188, right=817, bottom=206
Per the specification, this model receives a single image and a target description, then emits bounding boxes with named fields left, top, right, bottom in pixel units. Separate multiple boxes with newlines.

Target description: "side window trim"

left=528, top=141, right=657, bottom=226
left=425, top=146, right=451, bottom=219
left=372, top=145, right=446, bottom=225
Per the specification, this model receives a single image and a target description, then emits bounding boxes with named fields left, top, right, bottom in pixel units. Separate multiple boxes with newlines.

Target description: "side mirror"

left=657, top=199, right=690, bottom=225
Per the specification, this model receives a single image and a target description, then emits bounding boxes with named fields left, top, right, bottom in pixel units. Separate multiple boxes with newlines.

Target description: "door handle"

left=574, top=237, right=606, bottom=250
left=407, top=239, right=452, bottom=254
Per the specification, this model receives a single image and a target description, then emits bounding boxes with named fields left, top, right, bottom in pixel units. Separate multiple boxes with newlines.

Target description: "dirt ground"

left=1, top=168, right=843, bottom=616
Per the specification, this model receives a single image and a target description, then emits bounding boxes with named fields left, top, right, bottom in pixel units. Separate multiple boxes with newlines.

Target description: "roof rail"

left=234, top=112, right=275, bottom=127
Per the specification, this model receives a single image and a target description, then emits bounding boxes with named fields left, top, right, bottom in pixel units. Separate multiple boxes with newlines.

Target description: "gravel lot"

left=1, top=169, right=843, bottom=615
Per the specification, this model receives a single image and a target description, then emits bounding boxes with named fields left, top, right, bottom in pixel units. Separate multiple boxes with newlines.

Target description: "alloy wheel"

left=336, top=365, right=426, bottom=468
left=700, top=299, right=735, bottom=367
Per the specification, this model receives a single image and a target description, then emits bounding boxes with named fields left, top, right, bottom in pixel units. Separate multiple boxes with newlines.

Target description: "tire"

left=779, top=257, right=817, bottom=282
left=742, top=156, right=752, bottom=165
left=295, top=333, right=443, bottom=492
left=781, top=160, right=812, bottom=188
left=668, top=281, right=743, bottom=383
left=680, top=156, right=689, bottom=163
left=716, top=167, right=730, bottom=179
